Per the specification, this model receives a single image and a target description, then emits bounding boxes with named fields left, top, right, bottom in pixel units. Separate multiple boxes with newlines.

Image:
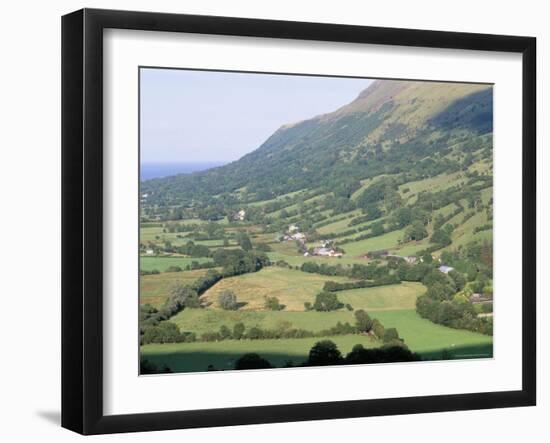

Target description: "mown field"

left=200, top=267, right=354, bottom=311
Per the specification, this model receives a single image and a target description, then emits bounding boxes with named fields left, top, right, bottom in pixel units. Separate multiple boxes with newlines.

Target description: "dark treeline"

left=224, top=339, right=420, bottom=372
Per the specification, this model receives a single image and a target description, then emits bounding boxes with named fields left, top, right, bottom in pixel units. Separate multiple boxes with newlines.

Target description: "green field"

left=140, top=256, right=213, bottom=272
left=141, top=335, right=382, bottom=372
left=143, top=309, right=492, bottom=372
left=341, top=229, right=405, bottom=256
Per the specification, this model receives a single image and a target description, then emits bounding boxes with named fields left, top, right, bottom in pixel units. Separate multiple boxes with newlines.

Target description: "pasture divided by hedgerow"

left=142, top=309, right=492, bottom=373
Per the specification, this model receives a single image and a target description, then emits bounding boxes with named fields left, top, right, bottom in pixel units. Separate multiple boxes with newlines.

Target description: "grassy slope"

left=200, top=267, right=353, bottom=311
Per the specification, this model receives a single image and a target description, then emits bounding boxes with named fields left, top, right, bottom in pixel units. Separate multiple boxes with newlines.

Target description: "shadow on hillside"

left=429, top=88, right=493, bottom=134
left=142, top=342, right=493, bottom=374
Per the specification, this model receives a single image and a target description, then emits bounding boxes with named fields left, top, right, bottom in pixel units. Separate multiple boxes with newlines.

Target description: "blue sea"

left=140, top=161, right=226, bottom=181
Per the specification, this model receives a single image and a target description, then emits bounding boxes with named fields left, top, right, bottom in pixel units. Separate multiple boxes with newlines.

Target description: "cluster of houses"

left=305, top=247, right=343, bottom=258
left=232, top=209, right=246, bottom=222
left=365, top=250, right=419, bottom=264
left=364, top=250, right=458, bottom=274
left=305, top=240, right=343, bottom=258
left=282, top=224, right=307, bottom=242
left=280, top=225, right=343, bottom=258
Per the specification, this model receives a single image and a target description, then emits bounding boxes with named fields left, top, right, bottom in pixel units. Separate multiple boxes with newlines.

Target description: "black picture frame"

left=62, top=8, right=536, bottom=435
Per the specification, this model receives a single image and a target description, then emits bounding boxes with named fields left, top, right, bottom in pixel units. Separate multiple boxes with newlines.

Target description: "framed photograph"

left=62, top=8, right=536, bottom=435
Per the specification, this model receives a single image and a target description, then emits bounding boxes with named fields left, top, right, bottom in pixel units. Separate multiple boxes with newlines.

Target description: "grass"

left=391, top=238, right=430, bottom=256
left=140, top=256, right=213, bottom=272
left=446, top=211, right=492, bottom=249
left=373, top=310, right=493, bottom=359
left=340, top=229, right=404, bottom=256
left=141, top=334, right=382, bottom=373
left=337, top=282, right=425, bottom=311
left=140, top=268, right=221, bottom=308
left=200, top=267, right=353, bottom=311
left=398, top=171, right=463, bottom=197
left=142, top=309, right=492, bottom=373
left=171, top=309, right=355, bottom=335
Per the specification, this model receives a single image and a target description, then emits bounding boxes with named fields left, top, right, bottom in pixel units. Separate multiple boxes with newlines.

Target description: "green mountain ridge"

left=141, top=79, right=492, bottom=211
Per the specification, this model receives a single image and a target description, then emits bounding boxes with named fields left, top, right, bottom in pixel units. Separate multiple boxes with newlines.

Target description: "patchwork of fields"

left=139, top=159, right=494, bottom=372
left=138, top=80, right=494, bottom=374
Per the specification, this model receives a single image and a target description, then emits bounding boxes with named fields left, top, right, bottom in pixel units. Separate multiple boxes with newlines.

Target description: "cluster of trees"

left=299, top=261, right=396, bottom=281
left=140, top=268, right=161, bottom=276
left=322, top=275, right=400, bottom=292
left=307, top=291, right=343, bottom=311
left=212, top=248, right=269, bottom=277
left=411, top=255, right=493, bottom=335
left=227, top=339, right=419, bottom=371
left=200, top=320, right=362, bottom=342
left=417, top=295, right=493, bottom=335
left=175, top=240, right=211, bottom=257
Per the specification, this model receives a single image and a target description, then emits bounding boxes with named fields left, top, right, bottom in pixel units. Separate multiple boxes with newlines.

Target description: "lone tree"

left=313, top=291, right=342, bottom=311
left=306, top=340, right=343, bottom=366
left=218, top=290, right=239, bottom=310
left=355, top=309, right=374, bottom=333
left=265, top=296, right=283, bottom=311
left=166, top=284, right=200, bottom=313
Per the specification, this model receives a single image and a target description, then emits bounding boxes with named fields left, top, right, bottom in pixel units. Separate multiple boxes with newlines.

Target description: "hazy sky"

left=140, top=68, right=372, bottom=163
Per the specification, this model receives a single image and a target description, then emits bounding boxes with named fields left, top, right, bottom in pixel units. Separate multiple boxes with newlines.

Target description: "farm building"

left=232, top=209, right=246, bottom=221
left=312, top=247, right=343, bottom=257
left=438, top=265, right=455, bottom=274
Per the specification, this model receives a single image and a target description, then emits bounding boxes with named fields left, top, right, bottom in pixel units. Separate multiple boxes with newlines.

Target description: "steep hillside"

left=141, top=79, right=492, bottom=215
